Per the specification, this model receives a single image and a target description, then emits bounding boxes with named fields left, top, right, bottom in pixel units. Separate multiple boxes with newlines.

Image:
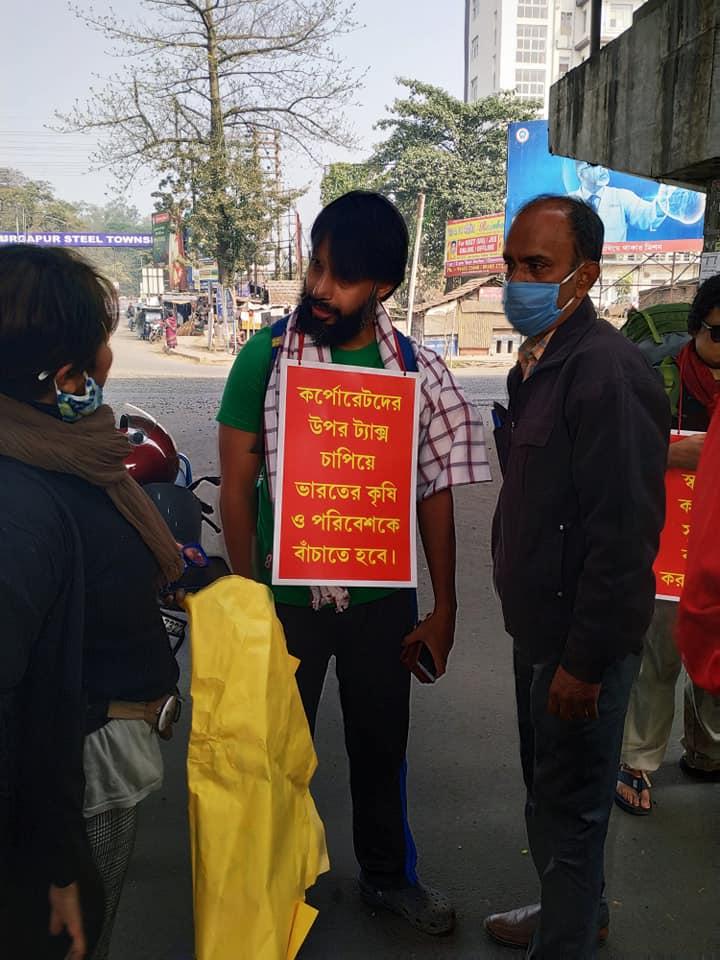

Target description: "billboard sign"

left=197, top=261, right=219, bottom=282
left=444, top=214, right=504, bottom=277
left=0, top=232, right=152, bottom=248
left=506, top=121, right=706, bottom=255
left=152, top=211, right=171, bottom=265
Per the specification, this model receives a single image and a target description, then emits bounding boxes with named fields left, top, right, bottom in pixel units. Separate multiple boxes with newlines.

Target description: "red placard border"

left=272, top=359, right=421, bottom=587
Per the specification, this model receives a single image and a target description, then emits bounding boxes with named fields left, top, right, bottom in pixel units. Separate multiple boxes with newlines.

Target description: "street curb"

left=164, top=349, right=234, bottom=366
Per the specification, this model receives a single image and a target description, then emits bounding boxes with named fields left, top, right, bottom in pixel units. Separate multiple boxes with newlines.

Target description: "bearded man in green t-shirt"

left=217, top=191, right=489, bottom=936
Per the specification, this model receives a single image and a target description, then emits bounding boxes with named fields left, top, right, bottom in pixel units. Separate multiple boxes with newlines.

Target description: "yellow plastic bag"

left=185, top=577, right=329, bottom=960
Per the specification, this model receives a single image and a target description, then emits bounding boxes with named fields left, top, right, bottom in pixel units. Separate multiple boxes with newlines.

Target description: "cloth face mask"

left=55, top=374, right=104, bottom=423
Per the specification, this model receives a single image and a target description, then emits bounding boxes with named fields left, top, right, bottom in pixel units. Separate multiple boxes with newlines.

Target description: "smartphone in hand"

left=416, top=643, right=437, bottom=683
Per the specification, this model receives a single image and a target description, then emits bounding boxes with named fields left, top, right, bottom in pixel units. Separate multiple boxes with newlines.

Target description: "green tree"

left=59, top=0, right=360, bottom=286
left=320, top=162, right=375, bottom=206
left=0, top=168, right=82, bottom=232
left=369, top=80, right=539, bottom=283
left=79, top=199, right=149, bottom=234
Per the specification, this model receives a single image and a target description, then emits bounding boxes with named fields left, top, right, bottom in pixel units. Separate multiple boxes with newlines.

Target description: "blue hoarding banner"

left=506, top=121, right=705, bottom=254
left=0, top=232, right=152, bottom=248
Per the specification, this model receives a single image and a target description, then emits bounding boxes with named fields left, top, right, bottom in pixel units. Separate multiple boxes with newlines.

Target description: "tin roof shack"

left=412, top=276, right=519, bottom=359
left=266, top=280, right=303, bottom=311
left=639, top=280, right=699, bottom=310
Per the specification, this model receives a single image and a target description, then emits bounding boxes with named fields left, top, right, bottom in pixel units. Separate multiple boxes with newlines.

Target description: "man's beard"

left=296, top=289, right=377, bottom=348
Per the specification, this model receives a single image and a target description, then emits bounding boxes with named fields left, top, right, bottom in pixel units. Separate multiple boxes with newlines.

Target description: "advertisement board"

left=444, top=214, right=504, bottom=277
left=273, top=361, right=420, bottom=588
left=152, top=211, right=171, bottom=265
left=0, top=232, right=152, bottom=248
left=506, top=121, right=706, bottom=255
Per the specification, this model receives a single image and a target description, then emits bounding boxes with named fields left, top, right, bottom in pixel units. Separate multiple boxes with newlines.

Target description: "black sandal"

left=614, top=765, right=652, bottom=816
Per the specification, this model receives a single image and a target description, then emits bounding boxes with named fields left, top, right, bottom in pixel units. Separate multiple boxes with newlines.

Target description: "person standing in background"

left=616, top=276, right=720, bottom=814
left=486, top=195, right=668, bottom=958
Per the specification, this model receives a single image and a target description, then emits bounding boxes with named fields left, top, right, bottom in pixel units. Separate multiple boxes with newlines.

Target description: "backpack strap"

left=659, top=355, right=681, bottom=418
left=394, top=328, right=418, bottom=373
left=270, top=315, right=290, bottom=365
left=638, top=309, right=664, bottom=346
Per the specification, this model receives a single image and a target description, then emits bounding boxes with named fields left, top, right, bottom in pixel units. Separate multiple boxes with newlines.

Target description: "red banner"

left=273, top=361, right=420, bottom=586
left=654, top=433, right=698, bottom=601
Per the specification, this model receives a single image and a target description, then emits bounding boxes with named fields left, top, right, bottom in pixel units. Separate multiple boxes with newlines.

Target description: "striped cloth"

left=262, top=302, right=491, bottom=503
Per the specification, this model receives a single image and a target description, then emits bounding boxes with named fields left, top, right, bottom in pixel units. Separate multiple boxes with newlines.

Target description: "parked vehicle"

left=147, top=318, right=164, bottom=343
left=136, top=306, right=164, bottom=340
left=118, top=405, right=230, bottom=654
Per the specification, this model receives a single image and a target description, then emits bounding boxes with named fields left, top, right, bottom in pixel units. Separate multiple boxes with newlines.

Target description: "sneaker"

left=358, top=874, right=455, bottom=936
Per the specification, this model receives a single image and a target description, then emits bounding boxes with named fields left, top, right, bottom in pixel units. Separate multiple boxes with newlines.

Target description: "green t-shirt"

left=216, top=326, right=397, bottom=607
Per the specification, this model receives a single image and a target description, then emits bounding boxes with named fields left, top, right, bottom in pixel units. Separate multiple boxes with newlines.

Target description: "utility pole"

left=405, top=192, right=426, bottom=338
left=295, top=211, right=304, bottom=279
left=274, top=131, right=282, bottom=279
left=590, top=0, right=602, bottom=56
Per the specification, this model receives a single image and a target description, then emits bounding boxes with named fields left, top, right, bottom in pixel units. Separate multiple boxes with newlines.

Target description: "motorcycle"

left=118, top=405, right=230, bottom=655
left=147, top=318, right=165, bottom=343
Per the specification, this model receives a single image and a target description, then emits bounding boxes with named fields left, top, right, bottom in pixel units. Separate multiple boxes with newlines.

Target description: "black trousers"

left=277, top=590, right=418, bottom=886
left=514, top=650, right=639, bottom=960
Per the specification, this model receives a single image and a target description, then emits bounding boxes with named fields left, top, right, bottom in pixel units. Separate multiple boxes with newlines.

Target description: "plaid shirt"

left=262, top=304, right=491, bottom=503
left=518, top=329, right=556, bottom=381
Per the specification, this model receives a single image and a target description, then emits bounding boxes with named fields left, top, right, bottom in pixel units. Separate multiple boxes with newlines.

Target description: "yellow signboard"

left=444, top=214, right=504, bottom=278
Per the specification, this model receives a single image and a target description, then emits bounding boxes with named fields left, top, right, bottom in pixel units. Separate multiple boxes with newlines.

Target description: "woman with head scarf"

left=0, top=245, right=184, bottom=958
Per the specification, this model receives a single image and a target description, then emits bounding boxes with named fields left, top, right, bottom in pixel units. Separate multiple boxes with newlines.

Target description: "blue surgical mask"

left=502, top=266, right=583, bottom=337
left=55, top=375, right=104, bottom=423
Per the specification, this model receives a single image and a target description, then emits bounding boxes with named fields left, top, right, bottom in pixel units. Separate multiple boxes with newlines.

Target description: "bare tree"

left=59, top=0, right=359, bottom=283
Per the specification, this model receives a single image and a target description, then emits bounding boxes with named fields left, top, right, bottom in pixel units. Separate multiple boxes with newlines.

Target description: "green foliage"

left=79, top=200, right=149, bottom=233
left=0, top=168, right=83, bottom=231
left=369, top=80, right=539, bottom=281
left=320, top=162, right=376, bottom=206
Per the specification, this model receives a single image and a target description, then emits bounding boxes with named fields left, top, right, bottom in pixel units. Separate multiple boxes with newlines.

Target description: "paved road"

left=105, top=330, right=720, bottom=960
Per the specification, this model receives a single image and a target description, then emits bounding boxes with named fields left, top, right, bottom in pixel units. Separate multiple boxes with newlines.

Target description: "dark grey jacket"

left=492, top=298, right=670, bottom=682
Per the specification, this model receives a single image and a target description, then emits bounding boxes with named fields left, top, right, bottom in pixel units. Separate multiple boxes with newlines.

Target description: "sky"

left=1, top=0, right=465, bottom=227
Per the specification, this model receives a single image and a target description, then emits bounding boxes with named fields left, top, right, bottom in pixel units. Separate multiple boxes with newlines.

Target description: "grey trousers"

left=621, top=599, right=720, bottom=772
left=515, top=650, right=639, bottom=960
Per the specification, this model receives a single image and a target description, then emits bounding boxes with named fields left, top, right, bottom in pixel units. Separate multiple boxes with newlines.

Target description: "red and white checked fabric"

left=262, top=303, right=491, bottom=503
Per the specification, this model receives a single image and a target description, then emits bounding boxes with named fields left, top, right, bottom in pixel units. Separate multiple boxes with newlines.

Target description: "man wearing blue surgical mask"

left=484, top=196, right=669, bottom=959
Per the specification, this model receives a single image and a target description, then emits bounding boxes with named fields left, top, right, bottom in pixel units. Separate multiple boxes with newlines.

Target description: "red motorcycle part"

left=119, top=410, right=180, bottom=484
